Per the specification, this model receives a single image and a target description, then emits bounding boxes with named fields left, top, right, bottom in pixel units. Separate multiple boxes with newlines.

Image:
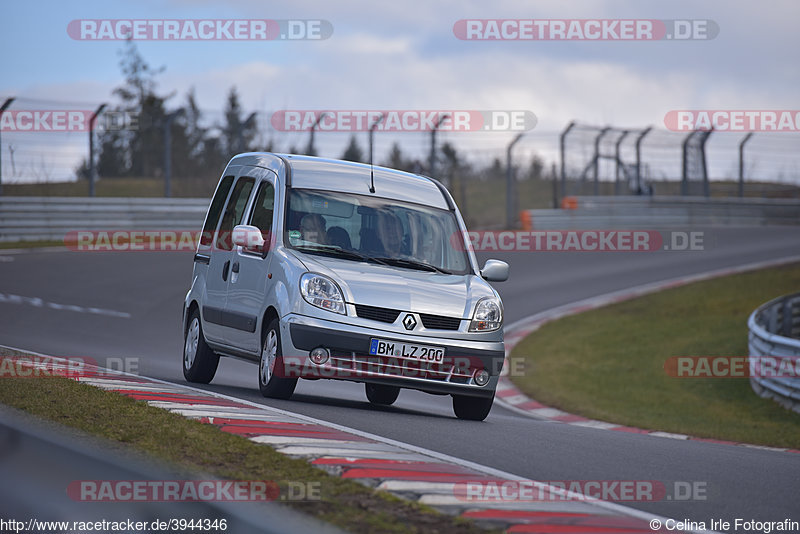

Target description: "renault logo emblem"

left=402, top=314, right=417, bottom=331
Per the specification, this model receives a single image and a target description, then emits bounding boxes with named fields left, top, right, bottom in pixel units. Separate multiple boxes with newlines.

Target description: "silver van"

left=182, top=154, right=508, bottom=420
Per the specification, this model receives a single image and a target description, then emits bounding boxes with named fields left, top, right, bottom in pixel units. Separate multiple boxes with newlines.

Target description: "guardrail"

left=748, top=292, right=800, bottom=413
left=521, top=196, right=800, bottom=230
left=0, top=196, right=208, bottom=242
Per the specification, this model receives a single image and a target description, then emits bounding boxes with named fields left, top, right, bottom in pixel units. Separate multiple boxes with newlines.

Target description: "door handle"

left=222, top=260, right=230, bottom=281
left=232, top=261, right=240, bottom=274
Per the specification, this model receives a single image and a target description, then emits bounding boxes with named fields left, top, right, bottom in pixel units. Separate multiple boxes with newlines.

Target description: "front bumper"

left=280, top=314, right=504, bottom=398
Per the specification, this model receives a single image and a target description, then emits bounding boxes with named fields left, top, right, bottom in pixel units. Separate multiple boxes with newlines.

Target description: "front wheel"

left=259, top=318, right=297, bottom=399
left=452, top=393, right=494, bottom=421
left=365, top=383, right=400, bottom=405
left=183, top=309, right=219, bottom=383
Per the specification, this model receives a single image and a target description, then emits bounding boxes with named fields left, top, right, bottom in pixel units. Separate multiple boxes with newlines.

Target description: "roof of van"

left=229, top=153, right=451, bottom=210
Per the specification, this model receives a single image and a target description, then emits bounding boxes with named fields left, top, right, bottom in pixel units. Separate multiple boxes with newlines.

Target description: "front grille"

left=419, top=313, right=462, bottom=330
left=355, top=304, right=400, bottom=324
left=355, top=304, right=462, bottom=330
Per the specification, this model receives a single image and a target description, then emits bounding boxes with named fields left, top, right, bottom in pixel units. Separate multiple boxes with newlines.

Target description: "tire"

left=183, top=309, right=219, bottom=384
left=259, top=318, right=298, bottom=399
left=452, top=393, right=494, bottom=421
left=365, top=383, right=400, bottom=405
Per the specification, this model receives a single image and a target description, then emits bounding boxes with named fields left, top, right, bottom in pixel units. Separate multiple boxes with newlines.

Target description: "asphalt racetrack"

left=1, top=226, right=799, bottom=527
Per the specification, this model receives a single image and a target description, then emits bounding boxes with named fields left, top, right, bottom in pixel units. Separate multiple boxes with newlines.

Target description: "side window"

left=200, top=175, right=234, bottom=246
left=247, top=181, right=275, bottom=254
left=215, top=177, right=255, bottom=251
left=250, top=181, right=275, bottom=232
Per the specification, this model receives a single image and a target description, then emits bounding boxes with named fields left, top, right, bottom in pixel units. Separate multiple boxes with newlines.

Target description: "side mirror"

left=480, top=259, right=509, bottom=282
left=232, top=225, right=266, bottom=253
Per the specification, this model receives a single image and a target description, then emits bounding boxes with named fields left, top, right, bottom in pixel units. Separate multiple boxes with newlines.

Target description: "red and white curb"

left=3, top=352, right=697, bottom=534
left=496, top=255, right=800, bottom=455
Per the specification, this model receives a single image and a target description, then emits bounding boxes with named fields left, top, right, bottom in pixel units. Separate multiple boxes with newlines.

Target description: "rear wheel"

left=365, top=383, right=400, bottom=405
left=452, top=393, right=494, bottom=421
left=183, top=309, right=219, bottom=383
left=259, top=318, right=298, bottom=399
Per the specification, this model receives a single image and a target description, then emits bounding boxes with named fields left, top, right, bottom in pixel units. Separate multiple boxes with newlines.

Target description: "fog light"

left=474, top=369, right=490, bottom=386
left=309, top=347, right=330, bottom=365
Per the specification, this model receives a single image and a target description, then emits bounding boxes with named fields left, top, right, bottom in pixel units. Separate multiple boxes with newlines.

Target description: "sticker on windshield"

left=288, top=230, right=301, bottom=244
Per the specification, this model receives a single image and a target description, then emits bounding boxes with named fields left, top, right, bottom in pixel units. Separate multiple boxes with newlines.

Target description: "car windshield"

left=284, top=188, right=470, bottom=275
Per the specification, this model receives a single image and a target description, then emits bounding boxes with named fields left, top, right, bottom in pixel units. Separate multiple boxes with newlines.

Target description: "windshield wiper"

left=371, top=257, right=453, bottom=274
left=293, top=245, right=390, bottom=266
left=293, top=246, right=449, bottom=273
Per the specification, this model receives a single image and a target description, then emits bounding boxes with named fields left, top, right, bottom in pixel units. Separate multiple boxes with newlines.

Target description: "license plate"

left=369, top=338, right=445, bottom=363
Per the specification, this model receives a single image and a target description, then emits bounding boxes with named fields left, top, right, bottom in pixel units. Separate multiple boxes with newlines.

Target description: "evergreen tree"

left=222, top=87, right=257, bottom=156
left=341, top=135, right=363, bottom=163
left=526, top=154, right=544, bottom=181
left=93, top=40, right=168, bottom=178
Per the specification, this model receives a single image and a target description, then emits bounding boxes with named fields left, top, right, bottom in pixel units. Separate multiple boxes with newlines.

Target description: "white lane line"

left=418, top=495, right=610, bottom=514
left=504, top=254, right=800, bottom=336
left=496, top=253, right=800, bottom=442
left=740, top=444, right=789, bottom=452
left=501, top=394, right=532, bottom=405
left=156, top=378, right=710, bottom=533
left=570, top=420, right=622, bottom=430
left=378, top=481, right=457, bottom=493
left=174, top=410, right=300, bottom=422
left=649, top=431, right=690, bottom=441
left=250, top=436, right=358, bottom=446
left=276, top=441, right=408, bottom=454
left=0, top=346, right=717, bottom=533
left=0, top=292, right=131, bottom=318
left=315, top=453, right=436, bottom=462
left=278, top=447, right=415, bottom=458
left=78, top=384, right=181, bottom=393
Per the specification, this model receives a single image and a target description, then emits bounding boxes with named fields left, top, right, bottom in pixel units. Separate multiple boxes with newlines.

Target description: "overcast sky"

left=1, top=0, right=798, bottom=184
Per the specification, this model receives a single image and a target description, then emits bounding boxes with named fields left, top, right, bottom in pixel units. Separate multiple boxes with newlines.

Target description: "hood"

left=292, top=253, right=495, bottom=318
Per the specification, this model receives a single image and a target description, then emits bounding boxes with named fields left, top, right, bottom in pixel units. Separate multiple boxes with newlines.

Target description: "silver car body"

left=183, top=153, right=506, bottom=399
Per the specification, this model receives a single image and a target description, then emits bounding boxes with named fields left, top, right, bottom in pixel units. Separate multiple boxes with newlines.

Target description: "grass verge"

left=0, top=349, right=494, bottom=534
left=509, top=262, right=800, bottom=449
left=0, top=240, right=66, bottom=249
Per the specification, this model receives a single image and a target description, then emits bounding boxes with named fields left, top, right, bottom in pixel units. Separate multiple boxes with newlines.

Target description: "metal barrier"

left=0, top=196, right=208, bottom=242
left=521, top=196, right=800, bottom=230
left=748, top=292, right=800, bottom=413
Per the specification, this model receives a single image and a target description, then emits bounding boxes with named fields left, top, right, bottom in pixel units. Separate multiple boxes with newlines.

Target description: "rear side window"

left=250, top=181, right=275, bottom=233
left=247, top=181, right=276, bottom=254
left=215, top=177, right=255, bottom=251
left=200, top=175, right=234, bottom=246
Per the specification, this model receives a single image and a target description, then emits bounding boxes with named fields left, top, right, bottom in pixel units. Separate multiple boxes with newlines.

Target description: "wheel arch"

left=260, top=306, right=280, bottom=344
left=184, top=300, right=201, bottom=337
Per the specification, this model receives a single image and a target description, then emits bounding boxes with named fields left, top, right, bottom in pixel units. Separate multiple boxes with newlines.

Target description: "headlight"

left=300, top=273, right=346, bottom=315
left=469, top=297, right=503, bottom=332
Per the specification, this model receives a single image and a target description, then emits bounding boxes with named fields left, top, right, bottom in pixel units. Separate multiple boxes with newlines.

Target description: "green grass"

left=3, top=176, right=218, bottom=198
left=0, top=240, right=66, bottom=249
left=509, top=262, right=800, bottom=449
left=0, top=349, right=494, bottom=534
